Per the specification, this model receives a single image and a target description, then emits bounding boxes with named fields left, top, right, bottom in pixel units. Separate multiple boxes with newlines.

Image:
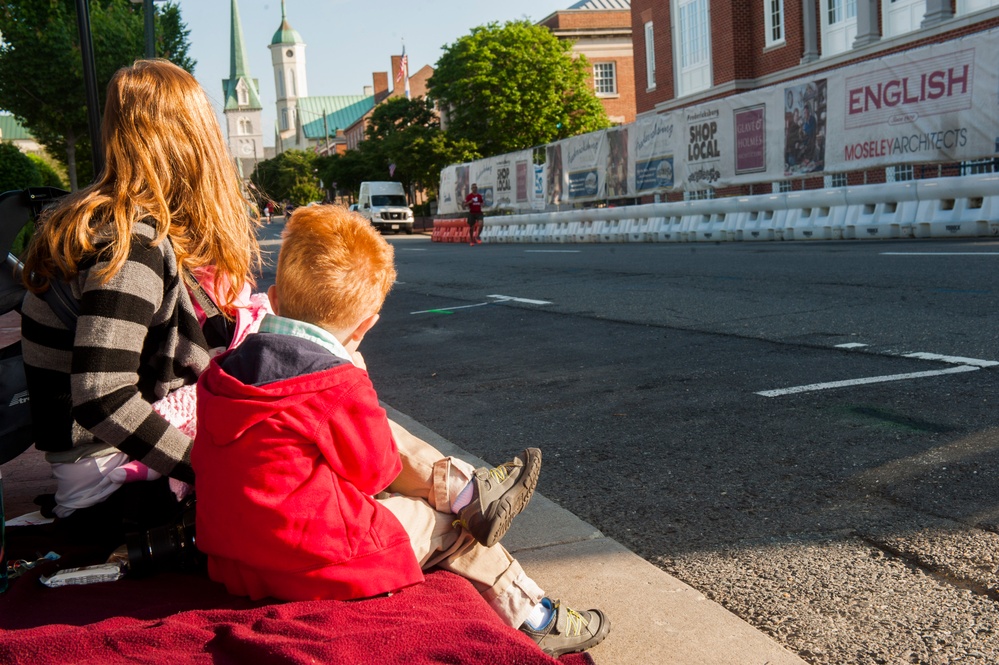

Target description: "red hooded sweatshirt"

left=191, top=332, right=424, bottom=601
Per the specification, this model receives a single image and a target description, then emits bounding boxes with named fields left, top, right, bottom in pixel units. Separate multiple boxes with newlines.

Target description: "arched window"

left=289, top=69, right=296, bottom=96
left=239, top=85, right=248, bottom=105
left=278, top=70, right=285, bottom=98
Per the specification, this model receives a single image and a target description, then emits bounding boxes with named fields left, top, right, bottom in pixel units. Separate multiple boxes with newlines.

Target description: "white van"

left=357, top=181, right=414, bottom=234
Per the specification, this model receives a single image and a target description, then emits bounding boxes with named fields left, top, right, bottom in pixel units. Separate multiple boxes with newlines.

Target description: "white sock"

left=524, top=598, right=555, bottom=630
left=450, top=480, right=476, bottom=514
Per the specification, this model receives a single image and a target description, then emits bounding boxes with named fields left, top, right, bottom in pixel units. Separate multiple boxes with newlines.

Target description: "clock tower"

left=223, top=0, right=263, bottom=173
left=269, top=0, right=308, bottom=148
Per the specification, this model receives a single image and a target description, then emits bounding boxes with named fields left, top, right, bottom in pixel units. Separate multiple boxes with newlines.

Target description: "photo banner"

left=545, top=142, right=566, bottom=206
left=438, top=27, right=999, bottom=209
left=632, top=112, right=678, bottom=194
left=564, top=131, right=606, bottom=202
left=470, top=158, right=496, bottom=211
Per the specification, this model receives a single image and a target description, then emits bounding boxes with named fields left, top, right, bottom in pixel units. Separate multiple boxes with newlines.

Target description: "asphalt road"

left=298, top=232, right=999, bottom=665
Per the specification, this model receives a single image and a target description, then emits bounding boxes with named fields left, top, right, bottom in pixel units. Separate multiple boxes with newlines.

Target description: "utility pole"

left=322, top=109, right=332, bottom=155
left=75, top=0, right=103, bottom=177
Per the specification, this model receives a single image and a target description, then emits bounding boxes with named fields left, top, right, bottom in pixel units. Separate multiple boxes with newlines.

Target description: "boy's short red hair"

left=276, top=205, right=396, bottom=331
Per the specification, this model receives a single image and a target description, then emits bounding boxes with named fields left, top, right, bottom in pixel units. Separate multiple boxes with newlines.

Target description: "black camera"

left=125, top=499, right=203, bottom=576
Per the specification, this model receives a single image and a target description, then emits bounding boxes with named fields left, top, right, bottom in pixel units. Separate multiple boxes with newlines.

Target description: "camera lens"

left=125, top=505, right=202, bottom=576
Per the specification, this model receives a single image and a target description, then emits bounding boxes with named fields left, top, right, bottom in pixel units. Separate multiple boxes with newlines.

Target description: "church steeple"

left=223, top=0, right=263, bottom=168
left=223, top=0, right=262, bottom=111
left=269, top=0, right=308, bottom=146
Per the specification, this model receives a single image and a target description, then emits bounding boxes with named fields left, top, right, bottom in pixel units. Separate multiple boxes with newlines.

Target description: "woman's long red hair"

left=23, top=59, right=260, bottom=309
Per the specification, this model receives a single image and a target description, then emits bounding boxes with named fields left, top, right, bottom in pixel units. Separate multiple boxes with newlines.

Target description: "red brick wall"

left=542, top=9, right=633, bottom=30
left=591, top=54, right=636, bottom=123
left=632, top=1, right=675, bottom=112
left=632, top=0, right=997, bottom=115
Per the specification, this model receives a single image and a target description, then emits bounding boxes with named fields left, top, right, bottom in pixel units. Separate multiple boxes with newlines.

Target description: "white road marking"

left=259, top=239, right=283, bottom=247
left=835, top=343, right=868, bottom=349
left=410, top=302, right=494, bottom=315
left=525, top=250, right=581, bottom=253
left=411, top=294, right=553, bottom=315
left=400, top=248, right=428, bottom=251
left=902, top=352, right=999, bottom=367
left=881, top=252, right=999, bottom=256
left=756, top=365, right=980, bottom=397
left=487, top=295, right=552, bottom=305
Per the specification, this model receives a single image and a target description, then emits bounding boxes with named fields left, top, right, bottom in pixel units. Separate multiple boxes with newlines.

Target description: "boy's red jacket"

left=191, top=333, right=424, bottom=601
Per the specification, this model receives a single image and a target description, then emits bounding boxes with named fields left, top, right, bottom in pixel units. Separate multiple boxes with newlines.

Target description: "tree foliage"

left=28, top=153, right=66, bottom=188
left=250, top=149, right=323, bottom=207
left=0, top=0, right=195, bottom=189
left=0, top=142, right=40, bottom=192
left=318, top=96, right=479, bottom=202
left=428, top=20, right=610, bottom=156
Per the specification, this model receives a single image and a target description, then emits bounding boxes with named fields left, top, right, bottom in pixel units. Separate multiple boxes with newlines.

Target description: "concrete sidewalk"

left=384, top=406, right=808, bottom=665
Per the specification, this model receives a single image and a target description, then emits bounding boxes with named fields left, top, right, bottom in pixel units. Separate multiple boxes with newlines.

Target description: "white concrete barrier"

left=479, top=175, right=999, bottom=245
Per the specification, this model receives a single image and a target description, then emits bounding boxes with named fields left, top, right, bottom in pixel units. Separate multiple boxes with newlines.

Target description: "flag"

left=397, top=45, right=411, bottom=100
left=396, top=46, right=408, bottom=83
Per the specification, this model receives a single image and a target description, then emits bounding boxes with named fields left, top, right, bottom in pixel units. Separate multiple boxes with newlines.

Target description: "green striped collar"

left=258, top=314, right=353, bottom=364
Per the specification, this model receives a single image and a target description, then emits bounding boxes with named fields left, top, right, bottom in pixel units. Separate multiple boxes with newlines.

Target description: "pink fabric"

left=0, top=565, right=596, bottom=665
left=188, top=266, right=272, bottom=350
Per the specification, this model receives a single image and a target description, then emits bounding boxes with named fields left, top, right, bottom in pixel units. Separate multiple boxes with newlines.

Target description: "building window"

left=886, top=164, right=914, bottom=182
left=238, top=86, right=248, bottom=105
left=824, top=173, right=848, bottom=187
left=644, top=21, right=656, bottom=90
left=883, top=0, right=925, bottom=37
left=957, top=0, right=999, bottom=14
left=281, top=108, right=289, bottom=131
left=773, top=180, right=793, bottom=193
left=593, top=62, right=617, bottom=95
left=821, top=0, right=857, bottom=56
left=673, top=0, right=712, bottom=96
left=684, top=188, right=715, bottom=200
left=289, top=69, right=296, bottom=97
left=765, top=0, right=785, bottom=46
left=277, top=70, right=285, bottom=98
left=960, top=158, right=998, bottom=175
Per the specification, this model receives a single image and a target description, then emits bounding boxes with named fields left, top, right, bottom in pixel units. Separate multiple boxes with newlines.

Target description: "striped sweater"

left=20, top=220, right=211, bottom=484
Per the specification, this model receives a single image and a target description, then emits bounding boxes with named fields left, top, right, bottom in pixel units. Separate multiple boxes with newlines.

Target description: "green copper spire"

left=229, top=0, right=249, bottom=79
left=271, top=0, right=304, bottom=45
left=223, top=0, right=262, bottom=111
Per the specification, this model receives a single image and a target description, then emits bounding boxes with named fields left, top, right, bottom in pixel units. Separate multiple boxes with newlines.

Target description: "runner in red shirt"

left=465, top=183, right=484, bottom=245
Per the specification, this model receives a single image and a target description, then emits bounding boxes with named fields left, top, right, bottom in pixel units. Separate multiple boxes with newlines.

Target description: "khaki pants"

left=380, top=419, right=545, bottom=628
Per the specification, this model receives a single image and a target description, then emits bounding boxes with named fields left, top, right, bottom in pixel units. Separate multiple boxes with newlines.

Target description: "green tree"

left=250, top=150, right=323, bottom=207
left=428, top=20, right=609, bottom=156
left=0, top=0, right=195, bottom=190
left=319, top=97, right=480, bottom=203
left=28, top=153, right=67, bottom=188
left=0, top=142, right=40, bottom=192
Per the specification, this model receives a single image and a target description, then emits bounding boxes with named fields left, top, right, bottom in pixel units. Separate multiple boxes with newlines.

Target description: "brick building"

left=539, top=0, right=636, bottom=125
left=343, top=56, right=435, bottom=151
left=631, top=0, right=999, bottom=193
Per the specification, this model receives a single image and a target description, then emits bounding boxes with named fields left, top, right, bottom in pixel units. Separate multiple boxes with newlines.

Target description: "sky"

left=177, top=0, right=577, bottom=148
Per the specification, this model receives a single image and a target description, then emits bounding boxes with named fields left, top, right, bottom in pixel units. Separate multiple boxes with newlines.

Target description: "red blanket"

left=1, top=530, right=594, bottom=665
